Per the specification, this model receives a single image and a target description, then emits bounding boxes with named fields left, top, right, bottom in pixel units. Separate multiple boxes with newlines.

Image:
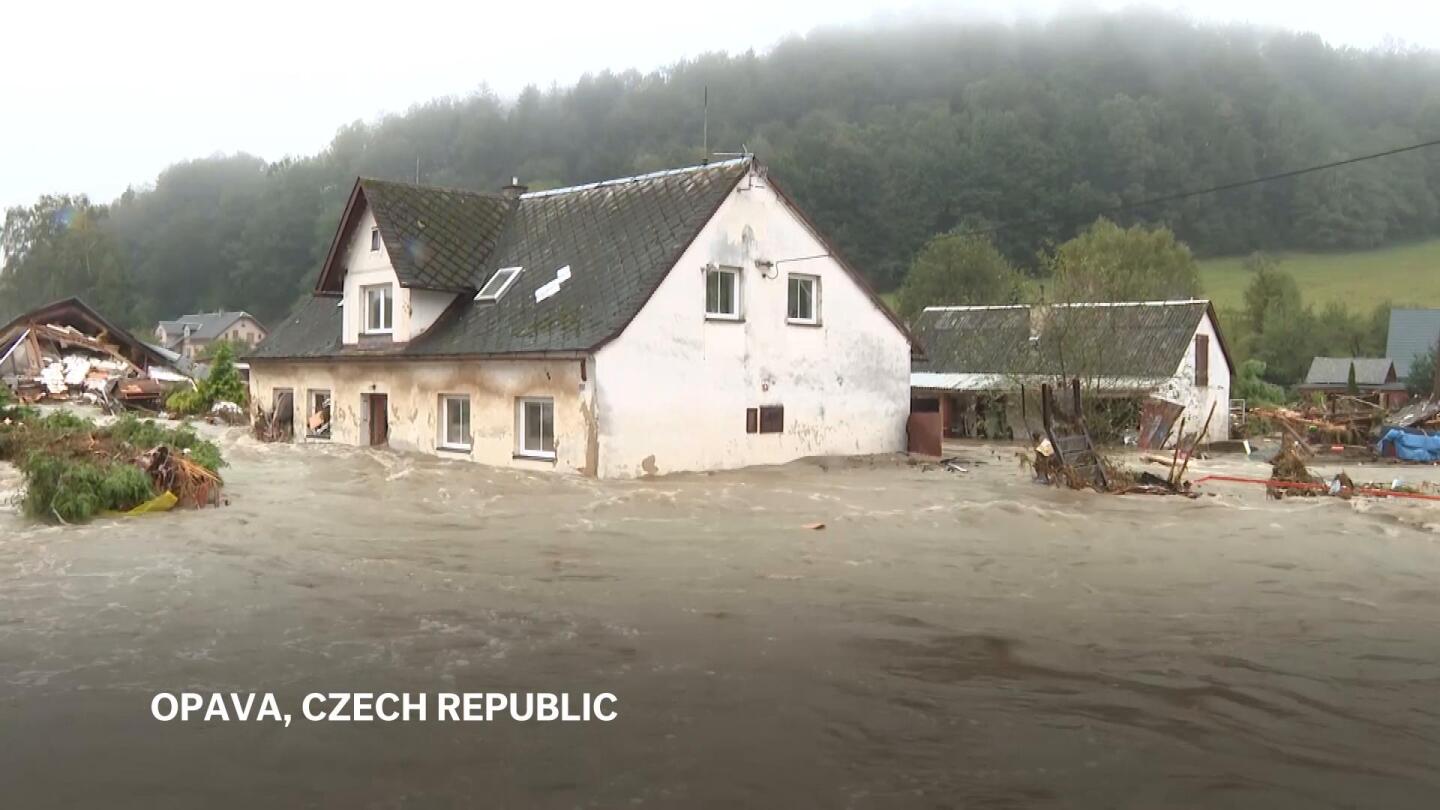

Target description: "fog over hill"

left=4, top=9, right=1440, bottom=328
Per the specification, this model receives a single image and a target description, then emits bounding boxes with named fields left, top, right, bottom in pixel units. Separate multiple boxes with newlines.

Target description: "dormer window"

left=363, top=283, right=393, bottom=334
left=370, top=227, right=381, bottom=252
left=475, top=266, right=523, bottom=302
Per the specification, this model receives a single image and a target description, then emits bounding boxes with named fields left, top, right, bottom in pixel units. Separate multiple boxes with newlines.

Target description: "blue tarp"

left=1377, top=428, right=1440, bottom=462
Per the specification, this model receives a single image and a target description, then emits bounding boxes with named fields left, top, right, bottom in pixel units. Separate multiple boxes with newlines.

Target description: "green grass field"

left=1198, top=239, right=1440, bottom=313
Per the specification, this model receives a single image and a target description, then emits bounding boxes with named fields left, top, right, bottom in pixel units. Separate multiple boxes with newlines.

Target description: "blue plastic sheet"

left=1377, top=428, right=1440, bottom=462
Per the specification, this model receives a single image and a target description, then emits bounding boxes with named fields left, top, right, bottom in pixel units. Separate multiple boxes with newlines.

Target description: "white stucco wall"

left=338, top=207, right=458, bottom=344
left=1162, top=309, right=1232, bottom=443
left=248, top=358, right=596, bottom=474
left=591, top=167, right=912, bottom=478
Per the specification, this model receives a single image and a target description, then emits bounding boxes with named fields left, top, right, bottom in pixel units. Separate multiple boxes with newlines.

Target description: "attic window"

left=370, top=227, right=380, bottom=251
left=475, top=266, right=523, bottom=302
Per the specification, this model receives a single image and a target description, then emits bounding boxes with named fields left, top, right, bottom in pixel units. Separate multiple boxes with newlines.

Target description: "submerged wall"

left=248, top=358, right=595, bottom=475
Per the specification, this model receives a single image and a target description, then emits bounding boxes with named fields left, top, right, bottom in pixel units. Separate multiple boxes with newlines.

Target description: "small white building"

left=910, top=300, right=1234, bottom=444
left=247, top=158, right=916, bottom=477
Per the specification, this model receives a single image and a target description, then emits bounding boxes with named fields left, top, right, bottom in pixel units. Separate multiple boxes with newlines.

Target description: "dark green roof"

left=362, top=179, right=513, bottom=293
left=911, top=300, right=1229, bottom=379
left=253, top=159, right=752, bottom=360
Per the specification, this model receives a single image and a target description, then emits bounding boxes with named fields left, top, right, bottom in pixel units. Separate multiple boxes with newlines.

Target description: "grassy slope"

left=1198, top=239, right=1440, bottom=313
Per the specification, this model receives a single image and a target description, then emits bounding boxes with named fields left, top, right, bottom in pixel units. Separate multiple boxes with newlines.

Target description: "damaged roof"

left=256, top=158, right=788, bottom=360
left=0, top=297, right=174, bottom=371
left=1301, top=357, right=1401, bottom=388
left=911, top=300, right=1232, bottom=383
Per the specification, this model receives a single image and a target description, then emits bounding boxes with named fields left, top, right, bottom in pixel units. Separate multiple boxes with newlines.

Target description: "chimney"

left=501, top=176, right=528, bottom=198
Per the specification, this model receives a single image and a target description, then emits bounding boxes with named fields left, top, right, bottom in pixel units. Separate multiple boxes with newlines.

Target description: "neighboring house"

left=156, top=311, right=268, bottom=359
left=1297, top=357, right=1408, bottom=409
left=247, top=157, right=916, bottom=477
left=1386, top=308, right=1440, bottom=379
left=910, top=300, right=1234, bottom=444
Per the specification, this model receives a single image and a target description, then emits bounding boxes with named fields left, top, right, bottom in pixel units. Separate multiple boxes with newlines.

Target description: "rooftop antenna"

left=702, top=85, right=709, bottom=164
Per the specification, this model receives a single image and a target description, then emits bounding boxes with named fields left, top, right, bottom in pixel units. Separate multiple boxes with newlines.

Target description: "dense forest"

left=4, top=10, right=1440, bottom=342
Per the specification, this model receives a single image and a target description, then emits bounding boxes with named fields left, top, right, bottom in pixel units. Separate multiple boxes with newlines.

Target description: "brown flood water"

left=2, top=429, right=1440, bottom=808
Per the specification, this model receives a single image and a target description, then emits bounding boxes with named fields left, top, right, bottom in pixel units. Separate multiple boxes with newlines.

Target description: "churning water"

left=2, top=430, right=1439, bottom=808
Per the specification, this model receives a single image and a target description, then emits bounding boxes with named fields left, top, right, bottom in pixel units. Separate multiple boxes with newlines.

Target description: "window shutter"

left=746, top=408, right=758, bottom=434
left=1195, top=335, right=1210, bottom=387
left=759, top=405, right=784, bottom=434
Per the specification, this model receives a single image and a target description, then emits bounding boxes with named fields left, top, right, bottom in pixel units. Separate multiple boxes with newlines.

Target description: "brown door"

left=368, top=394, right=389, bottom=446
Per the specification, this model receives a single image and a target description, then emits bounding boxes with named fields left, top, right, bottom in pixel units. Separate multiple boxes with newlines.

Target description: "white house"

left=247, top=157, right=916, bottom=477
left=909, top=300, right=1234, bottom=444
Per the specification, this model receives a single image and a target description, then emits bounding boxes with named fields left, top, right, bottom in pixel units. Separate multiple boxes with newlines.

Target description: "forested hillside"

left=4, top=10, right=1440, bottom=330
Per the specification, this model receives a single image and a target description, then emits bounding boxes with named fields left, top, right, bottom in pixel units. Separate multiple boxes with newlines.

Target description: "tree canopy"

left=895, top=233, right=1024, bottom=318
left=1048, top=218, right=1201, bottom=303
left=4, top=11, right=1440, bottom=331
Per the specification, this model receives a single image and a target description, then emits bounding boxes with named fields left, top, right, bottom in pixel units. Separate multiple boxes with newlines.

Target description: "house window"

left=475, top=266, right=523, bottom=302
left=363, top=283, right=393, bottom=334
left=307, top=389, right=331, bottom=439
left=1195, top=335, right=1210, bottom=387
left=787, top=274, right=819, bottom=324
left=705, top=265, right=740, bottom=319
left=370, top=227, right=380, bottom=251
left=439, top=394, right=471, bottom=451
left=517, top=397, right=555, bottom=459
left=759, top=405, right=784, bottom=434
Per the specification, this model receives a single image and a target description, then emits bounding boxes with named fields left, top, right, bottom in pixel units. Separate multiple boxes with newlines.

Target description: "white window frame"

left=516, top=396, right=556, bottom=460
left=370, top=227, right=381, bottom=252
left=307, top=389, right=332, bottom=439
left=362, top=283, right=393, bottom=334
left=786, top=273, right=820, bottom=325
left=704, top=265, right=741, bottom=320
left=439, top=394, right=472, bottom=451
left=475, top=266, right=523, bottom=302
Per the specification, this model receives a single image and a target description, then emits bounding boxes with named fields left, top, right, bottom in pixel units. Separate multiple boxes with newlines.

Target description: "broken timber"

left=1041, top=380, right=1108, bottom=491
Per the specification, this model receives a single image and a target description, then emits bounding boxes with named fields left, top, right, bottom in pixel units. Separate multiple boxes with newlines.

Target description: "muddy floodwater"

left=2, top=430, right=1440, bottom=808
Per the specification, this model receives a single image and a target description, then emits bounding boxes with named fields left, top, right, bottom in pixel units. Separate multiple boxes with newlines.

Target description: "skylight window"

left=475, top=266, right=523, bottom=302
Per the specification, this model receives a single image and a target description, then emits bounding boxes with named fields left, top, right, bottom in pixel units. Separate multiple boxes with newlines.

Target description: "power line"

left=956, top=135, right=1440, bottom=238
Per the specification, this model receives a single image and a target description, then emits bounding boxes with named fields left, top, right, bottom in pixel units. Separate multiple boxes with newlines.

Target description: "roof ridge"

left=520, top=157, right=751, bottom=199
left=358, top=176, right=511, bottom=200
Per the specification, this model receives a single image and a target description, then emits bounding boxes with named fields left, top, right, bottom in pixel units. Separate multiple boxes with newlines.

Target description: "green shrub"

left=166, top=387, right=205, bottom=416
left=106, top=414, right=224, bottom=472
left=19, top=454, right=155, bottom=522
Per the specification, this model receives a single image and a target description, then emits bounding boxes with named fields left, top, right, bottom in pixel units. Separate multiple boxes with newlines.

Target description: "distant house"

left=155, top=311, right=267, bottom=359
left=246, top=157, right=916, bottom=477
left=1385, top=308, right=1440, bottom=379
left=1297, top=357, right=1408, bottom=408
left=910, top=299, right=1233, bottom=444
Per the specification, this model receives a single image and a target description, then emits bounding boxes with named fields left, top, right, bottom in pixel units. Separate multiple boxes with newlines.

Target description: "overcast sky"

left=2, top=0, right=1437, bottom=211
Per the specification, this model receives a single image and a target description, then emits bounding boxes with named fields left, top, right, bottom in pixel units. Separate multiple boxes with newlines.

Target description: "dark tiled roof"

left=912, top=300, right=1222, bottom=379
left=361, top=179, right=514, bottom=293
left=1386, top=308, right=1440, bottom=378
left=158, top=310, right=258, bottom=346
left=254, top=159, right=751, bottom=360
left=1302, top=357, right=1400, bottom=387
left=248, top=296, right=344, bottom=360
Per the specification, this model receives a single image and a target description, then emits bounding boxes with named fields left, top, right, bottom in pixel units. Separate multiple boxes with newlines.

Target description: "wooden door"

left=368, top=394, right=389, bottom=446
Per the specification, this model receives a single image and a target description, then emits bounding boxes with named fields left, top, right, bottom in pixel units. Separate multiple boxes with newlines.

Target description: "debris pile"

left=0, top=411, right=225, bottom=523
left=1, top=301, right=193, bottom=414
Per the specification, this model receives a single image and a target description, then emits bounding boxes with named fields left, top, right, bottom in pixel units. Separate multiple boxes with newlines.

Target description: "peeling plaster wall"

left=592, top=168, right=911, bottom=478
left=248, top=358, right=594, bottom=474
left=1158, top=310, right=1232, bottom=443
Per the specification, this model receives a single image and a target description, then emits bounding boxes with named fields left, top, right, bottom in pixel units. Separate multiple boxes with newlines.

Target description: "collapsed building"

left=909, top=300, right=1234, bottom=447
left=0, top=298, right=192, bottom=412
